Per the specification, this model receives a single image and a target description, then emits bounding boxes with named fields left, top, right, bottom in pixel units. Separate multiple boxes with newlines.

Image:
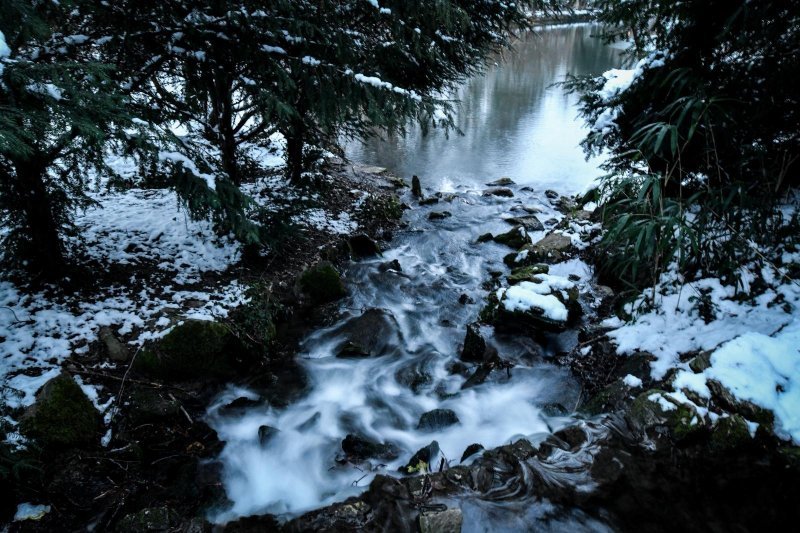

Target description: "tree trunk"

left=15, top=161, right=67, bottom=276
left=286, top=120, right=305, bottom=184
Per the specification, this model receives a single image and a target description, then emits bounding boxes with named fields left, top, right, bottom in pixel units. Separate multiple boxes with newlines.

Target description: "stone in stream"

left=458, top=293, right=475, bottom=305
left=418, top=508, right=463, bottom=533
left=483, top=187, right=515, bottom=198
left=258, top=425, right=279, bottom=445
left=545, top=189, right=559, bottom=200
left=419, top=197, right=439, bottom=206
left=493, top=225, right=532, bottom=250
left=348, top=234, right=381, bottom=258
left=341, top=434, right=400, bottom=462
left=509, top=232, right=574, bottom=266
left=412, top=175, right=422, bottom=197
left=460, top=443, right=485, bottom=462
left=378, top=259, right=402, bottom=272
left=486, top=177, right=515, bottom=186
left=475, top=232, right=494, bottom=244
left=334, top=308, right=400, bottom=358
left=502, top=215, right=544, bottom=232
left=428, top=211, right=452, bottom=220
left=417, top=409, right=460, bottom=431
left=461, top=323, right=487, bottom=363
left=402, top=440, right=440, bottom=474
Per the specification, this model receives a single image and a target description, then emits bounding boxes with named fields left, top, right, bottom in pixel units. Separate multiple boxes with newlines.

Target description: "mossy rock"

left=709, top=414, right=752, bottom=453
left=298, top=261, right=347, bottom=305
left=493, top=225, right=531, bottom=250
left=507, top=264, right=550, bottom=285
left=579, top=379, right=630, bottom=416
left=136, top=320, right=246, bottom=381
left=19, top=373, right=102, bottom=449
left=627, top=390, right=705, bottom=442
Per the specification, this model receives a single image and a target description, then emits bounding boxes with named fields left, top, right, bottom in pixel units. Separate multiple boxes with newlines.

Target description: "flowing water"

left=208, top=24, right=624, bottom=528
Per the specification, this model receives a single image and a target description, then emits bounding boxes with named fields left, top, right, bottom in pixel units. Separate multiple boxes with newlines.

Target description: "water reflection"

left=346, top=24, right=622, bottom=194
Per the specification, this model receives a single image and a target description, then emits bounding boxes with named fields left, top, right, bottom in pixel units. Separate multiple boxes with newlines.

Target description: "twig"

left=0, top=305, right=25, bottom=323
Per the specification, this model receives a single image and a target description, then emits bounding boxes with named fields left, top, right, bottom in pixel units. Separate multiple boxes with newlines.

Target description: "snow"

left=623, top=374, right=642, bottom=388
left=13, top=503, right=50, bottom=522
left=498, top=274, right=574, bottom=322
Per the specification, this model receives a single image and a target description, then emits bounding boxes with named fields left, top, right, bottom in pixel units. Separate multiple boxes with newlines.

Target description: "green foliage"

left=298, top=262, right=347, bottom=305
left=570, top=0, right=800, bottom=289
left=19, top=373, right=101, bottom=449
left=358, top=194, right=403, bottom=223
left=230, top=283, right=281, bottom=357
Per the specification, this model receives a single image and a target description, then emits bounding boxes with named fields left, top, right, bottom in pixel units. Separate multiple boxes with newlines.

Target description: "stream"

left=207, top=24, right=624, bottom=528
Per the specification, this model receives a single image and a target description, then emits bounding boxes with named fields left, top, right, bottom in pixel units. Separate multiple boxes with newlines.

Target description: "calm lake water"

left=346, top=24, right=623, bottom=194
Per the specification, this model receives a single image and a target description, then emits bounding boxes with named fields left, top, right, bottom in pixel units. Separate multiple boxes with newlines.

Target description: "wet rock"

left=627, top=390, right=705, bottom=443
left=126, top=389, right=182, bottom=424
left=553, top=425, right=587, bottom=450
left=417, top=409, right=460, bottom=431
left=99, top=326, right=130, bottom=362
left=218, top=396, right=261, bottom=416
left=579, top=379, right=631, bottom=416
left=412, top=175, right=422, bottom=197
left=458, top=293, right=474, bottom=305
left=258, top=425, right=279, bottom=445
left=395, top=364, right=433, bottom=393
left=493, top=225, right=531, bottom=249
left=419, top=197, right=439, bottom=206
left=461, top=363, right=494, bottom=389
left=483, top=187, right=515, bottom=198
left=418, top=508, right=463, bottom=533
left=342, top=434, right=400, bottom=462
left=135, top=319, right=248, bottom=381
left=298, top=261, right=347, bottom=305
left=486, top=177, right=515, bottom=186
left=709, top=415, right=752, bottom=453
left=545, top=190, right=559, bottom=200
left=503, top=215, right=544, bottom=232
left=461, top=323, right=487, bottom=363
left=348, top=234, right=381, bottom=258
left=541, top=402, right=569, bottom=417
left=116, top=506, right=179, bottom=532
left=612, top=352, right=655, bottom=383
left=522, top=232, right=574, bottom=264
left=475, top=232, right=494, bottom=244
left=507, top=264, right=550, bottom=285
left=334, top=308, right=400, bottom=358
left=689, top=351, right=712, bottom=373
left=20, top=372, right=102, bottom=449
left=378, top=259, right=402, bottom=272
left=402, top=441, right=440, bottom=474
left=460, top=443, right=484, bottom=462
left=223, top=514, right=282, bottom=532
left=428, top=211, right=452, bottom=220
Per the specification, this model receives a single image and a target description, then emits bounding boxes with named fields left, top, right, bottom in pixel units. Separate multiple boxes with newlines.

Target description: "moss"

left=709, top=414, right=752, bottom=453
left=136, top=320, right=244, bottom=381
left=298, top=262, right=347, bottom=305
left=579, top=380, right=630, bottom=416
left=19, top=373, right=102, bottom=449
left=360, top=194, right=403, bottom=221
left=507, top=264, right=550, bottom=284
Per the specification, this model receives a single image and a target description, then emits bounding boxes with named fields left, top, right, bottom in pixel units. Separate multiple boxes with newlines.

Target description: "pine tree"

left=0, top=0, right=140, bottom=278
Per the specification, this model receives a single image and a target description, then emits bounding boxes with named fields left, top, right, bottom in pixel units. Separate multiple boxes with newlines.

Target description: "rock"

left=707, top=379, right=774, bottom=426
left=99, top=326, right=130, bottom=362
left=428, top=211, right=452, bottom=220
left=258, top=425, right=279, bottom=445
left=395, top=363, right=433, bottom=393
left=486, top=177, right=515, bottom=186
left=342, top=434, right=400, bottom=462
left=298, top=261, right=347, bottom=305
left=460, top=443, right=484, bottom=462
left=219, top=396, right=261, bottom=416
left=19, top=372, right=102, bottom=449
left=116, top=506, right=180, bottom=532
left=378, top=259, right=402, bottom=272
left=579, top=380, right=631, bottom=416
left=475, top=232, right=494, bottom=244
left=545, top=190, right=559, bottom=200
left=412, top=175, right=422, bottom=197
left=419, top=197, right=439, bottom=206
left=507, top=264, right=550, bottom=285
left=418, top=508, right=463, bottom=533
left=483, top=187, right=514, bottom=198
left=333, top=308, right=400, bottom=358
left=461, top=323, right=487, bottom=363
left=402, top=441, right=440, bottom=474
left=458, top=293, right=474, bottom=305
left=626, top=390, right=704, bottom=442
left=503, top=215, right=544, bottom=232
left=522, top=232, right=574, bottom=263
left=553, top=425, right=587, bottom=450
left=417, top=409, right=459, bottom=431
left=126, top=389, right=182, bottom=424
left=689, top=351, right=712, bottom=373
left=493, top=225, right=531, bottom=249
left=709, top=415, right=752, bottom=453
left=224, top=514, right=282, bottom=532
left=135, top=319, right=247, bottom=381
left=348, top=234, right=381, bottom=258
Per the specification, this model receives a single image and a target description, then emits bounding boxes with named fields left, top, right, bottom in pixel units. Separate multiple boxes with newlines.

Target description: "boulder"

left=135, top=319, right=247, bottom=381
left=412, top=175, right=422, bottom=197
left=348, top=234, right=381, bottom=258
left=486, top=177, right=515, bottom=186
left=395, top=364, right=433, bottom=393
left=460, top=443, right=484, bottom=462
left=342, top=434, right=400, bottom=462
left=419, top=197, right=439, bottom=206
left=709, top=415, right=752, bottom=453
left=418, top=508, right=463, bottom=533
left=417, top=409, right=459, bottom=431
left=258, top=425, right=279, bottom=445
left=402, top=441, right=440, bottom=474
left=20, top=372, right=102, bottom=449
left=493, top=225, right=531, bottom=250
left=507, top=264, right=550, bottom=285
left=298, top=261, right=347, bottom=305
left=520, top=232, right=574, bottom=264
left=333, top=308, right=400, bottom=358
left=460, top=323, right=487, bottom=363
left=428, top=211, right=452, bottom=220
left=503, top=215, right=544, bottom=232
left=626, top=390, right=705, bottom=443
left=99, top=326, right=130, bottom=362
left=458, top=293, right=475, bottom=305
left=483, top=187, right=514, bottom=198
left=545, top=190, right=559, bottom=200
left=475, top=232, right=494, bottom=244
left=126, top=389, right=182, bottom=425
left=378, top=259, right=402, bottom=272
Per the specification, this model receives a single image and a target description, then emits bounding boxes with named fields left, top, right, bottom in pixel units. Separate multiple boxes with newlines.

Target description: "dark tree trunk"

left=286, top=124, right=305, bottom=184
left=15, top=161, right=67, bottom=276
